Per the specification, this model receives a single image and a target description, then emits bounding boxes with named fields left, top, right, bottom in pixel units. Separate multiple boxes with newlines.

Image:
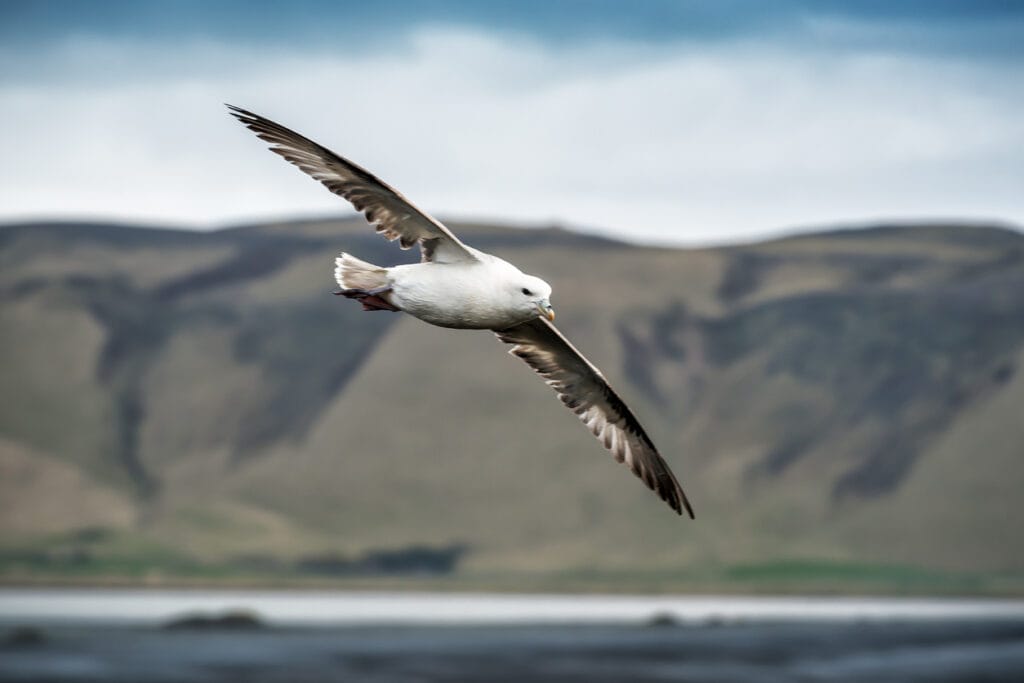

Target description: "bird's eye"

left=521, top=288, right=532, bottom=296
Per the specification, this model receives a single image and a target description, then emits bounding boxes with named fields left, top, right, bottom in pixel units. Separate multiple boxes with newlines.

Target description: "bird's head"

left=514, top=275, right=554, bottom=322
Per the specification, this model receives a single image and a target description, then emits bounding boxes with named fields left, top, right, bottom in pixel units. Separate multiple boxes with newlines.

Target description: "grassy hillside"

left=1, top=218, right=1023, bottom=593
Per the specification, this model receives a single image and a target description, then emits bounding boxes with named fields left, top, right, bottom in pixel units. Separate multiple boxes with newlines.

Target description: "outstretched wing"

left=494, top=317, right=694, bottom=518
left=228, top=105, right=477, bottom=264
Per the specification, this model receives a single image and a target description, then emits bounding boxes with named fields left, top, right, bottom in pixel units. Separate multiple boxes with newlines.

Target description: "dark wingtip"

left=679, top=490, right=695, bottom=519
left=225, top=104, right=258, bottom=124
left=665, top=486, right=694, bottom=519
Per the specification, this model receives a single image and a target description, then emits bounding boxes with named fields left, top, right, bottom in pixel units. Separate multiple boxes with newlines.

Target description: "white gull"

left=229, top=105, right=693, bottom=518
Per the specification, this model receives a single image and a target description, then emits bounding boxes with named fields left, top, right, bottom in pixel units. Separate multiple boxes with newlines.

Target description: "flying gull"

left=228, top=105, right=694, bottom=518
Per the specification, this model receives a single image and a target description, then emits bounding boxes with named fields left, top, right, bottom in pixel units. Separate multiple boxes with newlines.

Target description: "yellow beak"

left=537, top=301, right=555, bottom=321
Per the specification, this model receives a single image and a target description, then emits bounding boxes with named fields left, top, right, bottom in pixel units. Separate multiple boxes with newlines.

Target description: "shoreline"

left=2, top=589, right=1023, bottom=627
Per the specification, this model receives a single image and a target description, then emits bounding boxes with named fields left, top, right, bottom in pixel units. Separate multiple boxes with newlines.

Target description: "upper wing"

left=228, top=105, right=477, bottom=264
left=494, top=317, right=694, bottom=518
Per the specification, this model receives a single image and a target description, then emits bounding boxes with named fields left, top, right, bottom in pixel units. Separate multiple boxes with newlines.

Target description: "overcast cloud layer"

left=2, top=2, right=1022, bottom=245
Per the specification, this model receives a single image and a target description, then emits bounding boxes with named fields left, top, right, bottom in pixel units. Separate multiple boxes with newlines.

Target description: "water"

left=4, top=590, right=1023, bottom=626
left=2, top=590, right=1024, bottom=682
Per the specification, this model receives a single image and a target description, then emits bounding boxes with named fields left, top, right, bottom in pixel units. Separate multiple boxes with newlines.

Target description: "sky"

left=1, top=0, right=1022, bottom=245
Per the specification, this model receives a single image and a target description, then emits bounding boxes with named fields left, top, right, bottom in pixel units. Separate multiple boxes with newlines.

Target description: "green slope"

left=1, top=218, right=1022, bottom=593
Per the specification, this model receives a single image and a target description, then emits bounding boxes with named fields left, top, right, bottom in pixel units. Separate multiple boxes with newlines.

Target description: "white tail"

left=334, top=252, right=389, bottom=291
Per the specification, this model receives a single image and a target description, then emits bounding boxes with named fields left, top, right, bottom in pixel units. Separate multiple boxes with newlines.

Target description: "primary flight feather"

left=228, top=105, right=694, bottom=518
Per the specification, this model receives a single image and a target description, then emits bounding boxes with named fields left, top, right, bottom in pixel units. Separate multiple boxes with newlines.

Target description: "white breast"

left=389, top=260, right=527, bottom=330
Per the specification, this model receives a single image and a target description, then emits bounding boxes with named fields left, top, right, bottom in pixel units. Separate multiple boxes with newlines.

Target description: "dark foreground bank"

left=2, top=619, right=1024, bottom=683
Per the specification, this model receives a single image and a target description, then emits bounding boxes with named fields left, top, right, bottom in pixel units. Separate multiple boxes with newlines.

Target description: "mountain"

left=1, top=218, right=1023, bottom=593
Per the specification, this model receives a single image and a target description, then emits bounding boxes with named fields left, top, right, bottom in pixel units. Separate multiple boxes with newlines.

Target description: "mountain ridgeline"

left=1, top=218, right=1022, bottom=591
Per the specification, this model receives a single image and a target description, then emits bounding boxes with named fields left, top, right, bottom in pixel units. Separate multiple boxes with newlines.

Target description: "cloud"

left=5, top=1, right=1022, bottom=60
left=1, top=26, right=1022, bottom=245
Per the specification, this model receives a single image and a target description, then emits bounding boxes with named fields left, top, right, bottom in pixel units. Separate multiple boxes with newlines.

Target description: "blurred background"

left=2, top=1, right=1024, bottom=681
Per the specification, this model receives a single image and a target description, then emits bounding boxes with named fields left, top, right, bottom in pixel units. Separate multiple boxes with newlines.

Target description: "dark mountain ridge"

left=1, top=218, right=1022, bottom=591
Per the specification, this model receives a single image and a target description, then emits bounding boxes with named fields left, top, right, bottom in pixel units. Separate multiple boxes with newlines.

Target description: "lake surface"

left=2, top=590, right=1023, bottom=682
left=3, top=589, right=1024, bottom=626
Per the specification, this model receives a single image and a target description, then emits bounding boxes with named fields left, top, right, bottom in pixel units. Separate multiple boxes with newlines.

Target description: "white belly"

left=388, top=262, right=528, bottom=330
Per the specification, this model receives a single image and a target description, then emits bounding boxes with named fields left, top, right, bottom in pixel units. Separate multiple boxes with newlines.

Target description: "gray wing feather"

left=494, top=317, right=694, bottom=518
left=228, top=105, right=476, bottom=264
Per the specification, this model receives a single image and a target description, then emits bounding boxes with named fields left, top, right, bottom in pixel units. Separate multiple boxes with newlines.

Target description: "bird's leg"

left=333, top=286, right=400, bottom=312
